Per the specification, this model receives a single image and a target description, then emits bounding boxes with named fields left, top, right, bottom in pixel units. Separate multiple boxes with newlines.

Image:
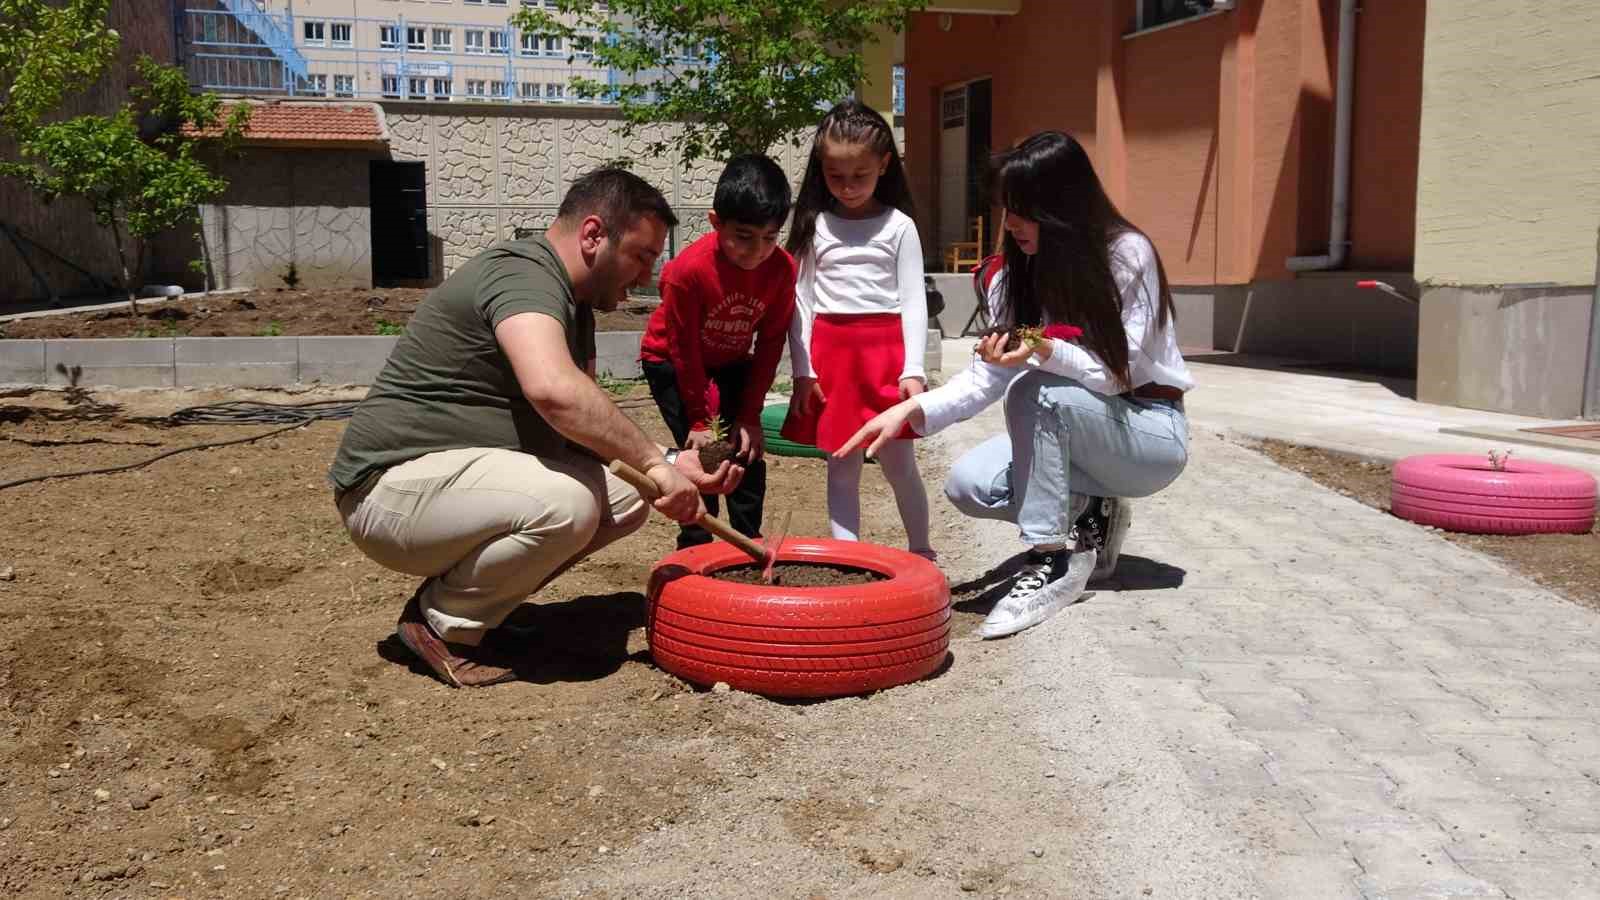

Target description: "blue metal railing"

left=218, top=0, right=308, bottom=80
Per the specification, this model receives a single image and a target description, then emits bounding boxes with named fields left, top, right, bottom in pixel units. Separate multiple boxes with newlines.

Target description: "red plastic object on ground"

left=1391, top=453, right=1597, bottom=534
left=646, top=538, right=951, bottom=698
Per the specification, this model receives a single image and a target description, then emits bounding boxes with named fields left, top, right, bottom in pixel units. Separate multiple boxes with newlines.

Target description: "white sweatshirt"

left=916, top=231, right=1194, bottom=436
left=787, top=208, right=928, bottom=382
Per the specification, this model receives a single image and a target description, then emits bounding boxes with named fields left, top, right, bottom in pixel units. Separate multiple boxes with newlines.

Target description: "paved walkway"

left=930, top=355, right=1600, bottom=898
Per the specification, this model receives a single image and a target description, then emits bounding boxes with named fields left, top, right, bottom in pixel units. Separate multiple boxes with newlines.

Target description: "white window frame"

left=490, top=80, right=510, bottom=99
left=301, top=73, right=327, bottom=96
left=407, top=76, right=428, bottom=99
left=302, top=20, right=326, bottom=46
left=466, top=79, right=487, bottom=100
left=464, top=30, right=485, bottom=54
left=519, top=81, right=539, bottom=101
left=330, top=22, right=352, bottom=46
left=489, top=30, right=509, bottom=55
left=520, top=33, right=539, bottom=57
left=381, top=75, right=401, bottom=98
left=1129, top=0, right=1234, bottom=37
left=406, top=26, right=426, bottom=51
left=379, top=24, right=400, bottom=49
left=333, top=74, right=355, bottom=97
left=433, top=77, right=452, bottom=99
left=544, top=35, right=563, bottom=55
left=545, top=82, right=564, bottom=100
left=432, top=27, right=452, bottom=52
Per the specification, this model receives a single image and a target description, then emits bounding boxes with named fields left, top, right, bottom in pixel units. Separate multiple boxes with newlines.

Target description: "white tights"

left=825, top=439, right=933, bottom=556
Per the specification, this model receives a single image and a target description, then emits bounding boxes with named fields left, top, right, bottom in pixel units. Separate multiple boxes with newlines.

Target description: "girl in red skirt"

left=781, top=100, right=934, bottom=559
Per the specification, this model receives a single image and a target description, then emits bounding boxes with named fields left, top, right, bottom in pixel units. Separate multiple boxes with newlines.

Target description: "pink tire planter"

left=1391, top=454, right=1597, bottom=535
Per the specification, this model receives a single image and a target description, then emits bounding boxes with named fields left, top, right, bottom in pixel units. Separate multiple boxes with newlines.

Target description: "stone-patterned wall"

left=380, top=102, right=812, bottom=281
left=199, top=149, right=379, bottom=291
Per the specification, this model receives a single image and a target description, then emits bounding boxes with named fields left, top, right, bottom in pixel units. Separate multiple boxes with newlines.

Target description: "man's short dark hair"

left=557, top=167, right=678, bottom=234
left=713, top=154, right=792, bottom=228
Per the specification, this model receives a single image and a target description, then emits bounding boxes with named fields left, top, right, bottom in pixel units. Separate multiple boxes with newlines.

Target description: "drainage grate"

left=1521, top=424, right=1600, bottom=442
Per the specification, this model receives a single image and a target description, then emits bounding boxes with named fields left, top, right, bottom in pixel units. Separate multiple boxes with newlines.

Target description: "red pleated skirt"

left=781, top=312, right=918, bottom=453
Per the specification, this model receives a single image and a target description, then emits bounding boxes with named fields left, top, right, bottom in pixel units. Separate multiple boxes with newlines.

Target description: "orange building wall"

left=902, top=8, right=1100, bottom=251
left=1119, top=13, right=1226, bottom=285
left=903, top=0, right=1421, bottom=286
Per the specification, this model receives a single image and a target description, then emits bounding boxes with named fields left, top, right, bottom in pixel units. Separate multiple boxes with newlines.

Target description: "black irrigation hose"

left=0, top=400, right=358, bottom=493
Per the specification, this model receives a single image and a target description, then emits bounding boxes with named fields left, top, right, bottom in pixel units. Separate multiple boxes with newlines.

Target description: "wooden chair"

left=943, top=214, right=984, bottom=273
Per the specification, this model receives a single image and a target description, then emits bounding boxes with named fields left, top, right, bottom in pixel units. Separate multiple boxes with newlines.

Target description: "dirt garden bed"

left=0, top=288, right=661, bottom=339
left=1254, top=438, right=1600, bottom=612
left=0, top=382, right=1024, bottom=897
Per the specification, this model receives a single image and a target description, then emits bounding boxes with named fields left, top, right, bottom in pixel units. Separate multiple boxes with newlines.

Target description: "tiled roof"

left=184, top=101, right=387, bottom=146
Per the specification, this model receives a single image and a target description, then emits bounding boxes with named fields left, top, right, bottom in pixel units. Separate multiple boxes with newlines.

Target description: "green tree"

left=0, top=0, right=118, bottom=136
left=512, top=0, right=921, bottom=167
left=1, top=57, right=249, bottom=313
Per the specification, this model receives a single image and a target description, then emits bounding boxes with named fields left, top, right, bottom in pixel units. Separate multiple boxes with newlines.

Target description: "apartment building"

left=185, top=0, right=652, bottom=104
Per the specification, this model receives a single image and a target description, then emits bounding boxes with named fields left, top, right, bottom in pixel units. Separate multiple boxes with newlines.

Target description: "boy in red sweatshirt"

left=639, top=154, right=796, bottom=548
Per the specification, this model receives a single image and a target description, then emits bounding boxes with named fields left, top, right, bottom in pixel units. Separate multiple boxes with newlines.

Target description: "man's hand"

left=735, top=421, right=765, bottom=464
left=898, top=377, right=926, bottom=401
left=684, top=429, right=715, bottom=451
left=675, top=448, right=744, bottom=495
left=792, top=376, right=825, bottom=416
left=645, top=460, right=705, bottom=523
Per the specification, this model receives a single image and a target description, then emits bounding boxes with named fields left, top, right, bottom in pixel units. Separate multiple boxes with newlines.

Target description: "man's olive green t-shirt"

left=329, top=236, right=595, bottom=495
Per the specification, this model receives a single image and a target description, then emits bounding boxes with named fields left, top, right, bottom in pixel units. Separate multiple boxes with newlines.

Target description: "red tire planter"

left=1391, top=454, right=1597, bottom=535
left=645, top=538, right=951, bottom=699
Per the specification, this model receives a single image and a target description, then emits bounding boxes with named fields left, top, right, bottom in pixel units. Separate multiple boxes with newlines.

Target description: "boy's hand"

left=898, top=377, right=926, bottom=400
left=793, top=377, right=825, bottom=417
left=735, top=421, right=765, bottom=464
left=685, top=429, right=715, bottom=451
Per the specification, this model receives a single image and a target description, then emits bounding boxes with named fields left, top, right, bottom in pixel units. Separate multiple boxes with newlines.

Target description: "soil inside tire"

left=713, top=562, right=887, bottom=587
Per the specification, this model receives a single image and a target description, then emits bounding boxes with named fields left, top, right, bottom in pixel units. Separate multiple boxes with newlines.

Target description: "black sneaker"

left=1075, top=497, right=1131, bottom=581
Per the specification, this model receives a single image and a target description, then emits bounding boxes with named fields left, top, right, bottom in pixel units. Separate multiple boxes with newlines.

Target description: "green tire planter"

left=761, top=403, right=828, bottom=459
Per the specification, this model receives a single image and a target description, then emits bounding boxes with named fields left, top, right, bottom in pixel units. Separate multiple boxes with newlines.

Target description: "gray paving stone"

left=1347, top=827, right=1507, bottom=899
left=1252, top=728, right=1376, bottom=779
left=176, top=337, right=297, bottom=387
left=0, top=339, right=44, bottom=383
left=1259, top=853, right=1364, bottom=899
left=1431, top=800, right=1571, bottom=861
left=1203, top=688, right=1314, bottom=730
left=45, top=338, right=174, bottom=387
left=1314, top=708, right=1441, bottom=756
left=1376, top=752, right=1510, bottom=806
left=1439, top=734, right=1574, bottom=780
left=1448, top=858, right=1600, bottom=899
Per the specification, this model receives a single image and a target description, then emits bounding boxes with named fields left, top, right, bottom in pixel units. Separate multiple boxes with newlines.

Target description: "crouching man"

left=329, top=168, right=742, bottom=687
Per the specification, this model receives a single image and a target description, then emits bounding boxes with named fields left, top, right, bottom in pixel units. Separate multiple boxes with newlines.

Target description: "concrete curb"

left=0, top=330, right=943, bottom=388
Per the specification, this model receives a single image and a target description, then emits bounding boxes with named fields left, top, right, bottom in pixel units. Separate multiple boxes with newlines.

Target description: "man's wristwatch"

left=663, top=448, right=681, bottom=467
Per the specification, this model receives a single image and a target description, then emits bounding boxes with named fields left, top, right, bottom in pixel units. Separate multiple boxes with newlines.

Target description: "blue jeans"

left=943, top=371, right=1190, bottom=545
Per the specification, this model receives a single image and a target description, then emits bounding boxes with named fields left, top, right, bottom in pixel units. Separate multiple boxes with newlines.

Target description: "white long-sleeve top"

left=916, top=231, right=1194, bottom=436
left=787, top=208, right=928, bottom=382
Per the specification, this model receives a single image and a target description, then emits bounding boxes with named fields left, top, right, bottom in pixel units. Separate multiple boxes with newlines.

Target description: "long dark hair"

left=995, top=131, right=1175, bottom=391
left=785, top=99, right=915, bottom=257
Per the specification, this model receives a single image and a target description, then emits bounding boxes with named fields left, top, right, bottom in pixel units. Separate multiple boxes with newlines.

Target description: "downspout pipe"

left=1287, top=0, right=1357, bottom=272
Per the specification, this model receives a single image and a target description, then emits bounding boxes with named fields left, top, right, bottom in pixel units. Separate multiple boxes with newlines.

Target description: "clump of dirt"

left=1254, top=438, right=1600, bottom=612
left=975, top=325, right=1023, bottom=353
left=714, top=562, right=887, bottom=587
left=199, top=558, right=301, bottom=598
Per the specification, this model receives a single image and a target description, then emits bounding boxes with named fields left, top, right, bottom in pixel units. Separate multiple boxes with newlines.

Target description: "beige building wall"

left=1414, top=1, right=1600, bottom=287
left=260, top=0, right=611, bottom=103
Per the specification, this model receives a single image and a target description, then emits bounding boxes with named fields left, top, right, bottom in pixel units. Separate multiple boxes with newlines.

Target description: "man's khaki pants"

left=337, top=447, right=648, bottom=644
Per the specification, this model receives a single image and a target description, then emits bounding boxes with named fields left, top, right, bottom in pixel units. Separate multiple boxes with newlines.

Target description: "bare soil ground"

left=1255, top=438, right=1600, bottom=612
left=0, top=288, right=660, bottom=339
left=0, top=383, right=1045, bottom=899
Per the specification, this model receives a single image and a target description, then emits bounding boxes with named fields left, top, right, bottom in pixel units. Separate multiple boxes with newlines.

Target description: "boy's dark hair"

left=557, top=167, right=679, bottom=234
left=712, top=154, right=792, bottom=227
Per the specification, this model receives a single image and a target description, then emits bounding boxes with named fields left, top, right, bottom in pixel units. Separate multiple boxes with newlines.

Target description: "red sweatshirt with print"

left=638, top=232, right=797, bottom=431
